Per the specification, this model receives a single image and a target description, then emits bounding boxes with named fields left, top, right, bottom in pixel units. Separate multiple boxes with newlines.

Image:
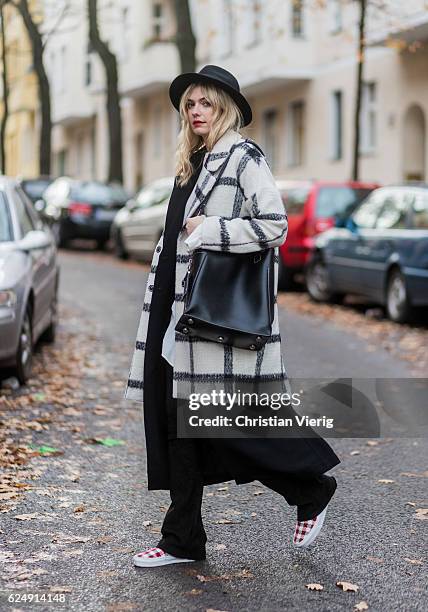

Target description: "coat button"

left=156, top=246, right=161, bottom=253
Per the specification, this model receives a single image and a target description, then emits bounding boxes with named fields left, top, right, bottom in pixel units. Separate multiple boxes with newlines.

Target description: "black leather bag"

left=175, top=139, right=275, bottom=351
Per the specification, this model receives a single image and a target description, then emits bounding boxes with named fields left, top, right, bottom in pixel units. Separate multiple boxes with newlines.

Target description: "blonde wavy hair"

left=174, top=82, right=244, bottom=187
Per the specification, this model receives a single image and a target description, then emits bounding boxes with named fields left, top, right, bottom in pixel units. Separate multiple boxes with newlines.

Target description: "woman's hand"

left=185, top=215, right=205, bottom=236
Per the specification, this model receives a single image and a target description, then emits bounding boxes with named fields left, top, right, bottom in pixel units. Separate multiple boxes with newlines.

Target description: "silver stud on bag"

left=218, top=336, right=224, bottom=342
left=183, top=327, right=189, bottom=334
left=256, top=336, right=262, bottom=342
left=249, top=344, right=256, bottom=350
left=188, top=318, right=194, bottom=325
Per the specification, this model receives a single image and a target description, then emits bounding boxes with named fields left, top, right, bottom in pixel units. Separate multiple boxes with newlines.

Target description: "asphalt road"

left=1, top=246, right=427, bottom=612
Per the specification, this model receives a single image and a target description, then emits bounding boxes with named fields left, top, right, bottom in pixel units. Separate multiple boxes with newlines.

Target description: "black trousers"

left=157, top=358, right=334, bottom=561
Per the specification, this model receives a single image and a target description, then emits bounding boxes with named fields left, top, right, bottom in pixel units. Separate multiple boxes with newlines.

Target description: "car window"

left=16, top=186, right=42, bottom=229
left=0, top=192, right=13, bottom=242
left=316, top=186, right=373, bottom=218
left=280, top=187, right=310, bottom=215
left=22, top=179, right=52, bottom=201
left=352, top=191, right=387, bottom=229
left=412, top=191, right=428, bottom=229
left=71, top=182, right=129, bottom=204
left=375, top=191, right=411, bottom=229
left=14, top=187, right=36, bottom=236
left=136, top=182, right=173, bottom=209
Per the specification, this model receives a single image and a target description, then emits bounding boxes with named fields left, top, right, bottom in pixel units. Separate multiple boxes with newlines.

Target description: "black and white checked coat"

left=124, top=128, right=289, bottom=402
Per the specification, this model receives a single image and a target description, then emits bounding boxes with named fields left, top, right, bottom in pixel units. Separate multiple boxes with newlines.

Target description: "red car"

left=275, top=180, right=379, bottom=289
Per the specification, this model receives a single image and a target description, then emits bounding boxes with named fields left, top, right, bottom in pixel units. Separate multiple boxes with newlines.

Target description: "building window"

left=152, top=1, right=165, bottom=40
left=221, top=0, right=234, bottom=57
left=262, top=109, right=278, bottom=171
left=329, top=0, right=343, bottom=33
left=121, top=5, right=130, bottom=60
left=85, top=57, right=92, bottom=86
left=59, top=46, right=66, bottom=93
left=153, top=106, right=162, bottom=158
left=360, top=82, right=377, bottom=153
left=330, top=90, right=343, bottom=160
left=288, top=100, right=305, bottom=166
left=246, top=0, right=262, bottom=47
left=291, top=0, right=304, bottom=38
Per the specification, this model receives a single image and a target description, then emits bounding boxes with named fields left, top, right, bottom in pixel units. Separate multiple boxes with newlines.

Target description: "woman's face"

left=186, top=85, right=215, bottom=141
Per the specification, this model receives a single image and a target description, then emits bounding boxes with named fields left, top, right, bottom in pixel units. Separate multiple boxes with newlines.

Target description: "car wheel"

left=386, top=269, right=412, bottom=323
left=114, top=229, right=129, bottom=260
left=13, top=305, right=33, bottom=385
left=306, top=256, right=343, bottom=303
left=40, top=285, right=58, bottom=343
left=278, top=257, right=294, bottom=291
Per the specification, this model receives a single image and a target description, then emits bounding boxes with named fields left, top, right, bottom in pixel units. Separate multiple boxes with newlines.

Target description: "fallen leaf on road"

left=51, top=533, right=91, bottom=544
left=196, top=569, right=254, bottom=582
left=366, top=556, right=383, bottom=564
left=336, top=581, right=359, bottom=592
left=414, top=508, right=428, bottom=520
left=213, top=519, right=239, bottom=524
left=406, top=502, right=416, bottom=507
left=355, top=602, right=369, bottom=610
left=366, top=441, right=379, bottom=446
left=404, top=558, right=423, bottom=565
left=183, top=589, right=203, bottom=596
left=83, top=437, right=125, bottom=447
left=306, top=583, right=323, bottom=590
left=401, top=472, right=428, bottom=478
left=377, top=479, right=395, bottom=484
left=29, top=444, right=64, bottom=456
left=49, top=586, right=72, bottom=593
left=14, top=513, right=51, bottom=521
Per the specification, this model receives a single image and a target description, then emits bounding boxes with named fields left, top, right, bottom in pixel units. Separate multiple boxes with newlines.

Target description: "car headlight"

left=0, top=290, right=17, bottom=308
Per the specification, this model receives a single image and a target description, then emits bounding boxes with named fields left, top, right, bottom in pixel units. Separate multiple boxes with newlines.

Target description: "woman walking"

left=124, top=65, right=341, bottom=567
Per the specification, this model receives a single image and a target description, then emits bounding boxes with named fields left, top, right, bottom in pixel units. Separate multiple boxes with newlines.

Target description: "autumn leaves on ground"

left=0, top=248, right=427, bottom=612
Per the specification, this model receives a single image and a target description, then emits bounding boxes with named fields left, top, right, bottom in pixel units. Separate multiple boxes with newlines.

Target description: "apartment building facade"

left=39, top=0, right=428, bottom=189
left=0, top=1, right=40, bottom=177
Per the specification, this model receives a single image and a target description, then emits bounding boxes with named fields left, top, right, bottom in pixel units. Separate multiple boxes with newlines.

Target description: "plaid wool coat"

left=123, top=128, right=289, bottom=403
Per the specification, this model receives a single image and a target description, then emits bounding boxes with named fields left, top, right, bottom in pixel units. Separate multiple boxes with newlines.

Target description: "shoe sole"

left=133, top=555, right=196, bottom=567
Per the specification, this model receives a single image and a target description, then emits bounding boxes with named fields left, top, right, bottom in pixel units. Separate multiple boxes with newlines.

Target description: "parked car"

left=0, top=176, right=59, bottom=384
left=111, top=177, right=175, bottom=261
left=275, top=180, right=378, bottom=289
left=19, top=175, right=55, bottom=207
left=42, top=178, right=130, bottom=249
left=305, top=184, right=428, bottom=323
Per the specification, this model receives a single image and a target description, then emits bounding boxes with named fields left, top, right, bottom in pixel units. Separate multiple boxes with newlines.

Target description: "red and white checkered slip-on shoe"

left=293, top=505, right=328, bottom=549
left=133, top=547, right=196, bottom=567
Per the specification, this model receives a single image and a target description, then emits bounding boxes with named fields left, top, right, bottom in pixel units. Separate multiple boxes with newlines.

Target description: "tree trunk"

left=88, top=0, right=123, bottom=183
left=173, top=0, right=196, bottom=72
left=15, top=0, right=51, bottom=175
left=0, top=1, right=9, bottom=173
left=352, top=0, right=367, bottom=181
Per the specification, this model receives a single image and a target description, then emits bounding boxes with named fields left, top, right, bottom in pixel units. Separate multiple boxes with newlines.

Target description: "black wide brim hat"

left=169, top=64, right=252, bottom=127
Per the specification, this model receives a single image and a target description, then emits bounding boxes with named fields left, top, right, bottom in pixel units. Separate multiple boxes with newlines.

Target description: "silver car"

left=0, top=177, right=59, bottom=385
left=111, top=177, right=175, bottom=261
